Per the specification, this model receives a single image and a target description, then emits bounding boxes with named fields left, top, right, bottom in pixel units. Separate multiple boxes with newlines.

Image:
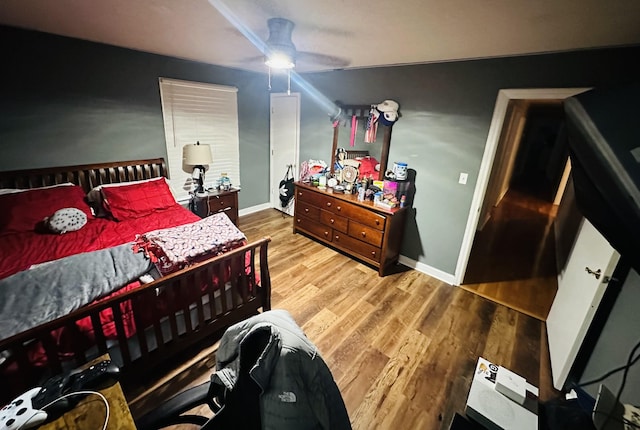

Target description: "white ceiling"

left=2, top=0, right=640, bottom=73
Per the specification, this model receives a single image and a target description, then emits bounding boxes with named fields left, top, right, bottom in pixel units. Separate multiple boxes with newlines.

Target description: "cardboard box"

left=465, top=357, right=538, bottom=430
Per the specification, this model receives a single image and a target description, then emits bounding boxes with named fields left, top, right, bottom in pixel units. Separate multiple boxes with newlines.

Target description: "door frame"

left=269, top=92, right=300, bottom=214
left=454, top=88, right=591, bottom=286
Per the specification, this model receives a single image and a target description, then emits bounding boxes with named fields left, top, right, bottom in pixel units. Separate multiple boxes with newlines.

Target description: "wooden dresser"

left=293, top=182, right=407, bottom=276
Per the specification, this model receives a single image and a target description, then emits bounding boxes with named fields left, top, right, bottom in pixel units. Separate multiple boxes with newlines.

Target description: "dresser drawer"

left=295, top=202, right=321, bottom=222
left=330, top=201, right=386, bottom=230
left=295, top=214, right=332, bottom=241
left=320, top=209, right=348, bottom=233
left=192, top=189, right=239, bottom=226
left=348, top=221, right=383, bottom=247
left=208, top=194, right=234, bottom=211
left=333, top=232, right=381, bottom=263
left=296, top=187, right=327, bottom=208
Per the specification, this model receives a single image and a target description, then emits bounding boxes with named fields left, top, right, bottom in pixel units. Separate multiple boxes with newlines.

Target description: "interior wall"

left=578, top=268, right=640, bottom=403
left=1, top=24, right=639, bottom=275
left=295, top=46, right=640, bottom=275
left=0, top=25, right=271, bottom=210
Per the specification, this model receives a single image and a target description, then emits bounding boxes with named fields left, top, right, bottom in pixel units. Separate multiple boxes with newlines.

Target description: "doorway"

left=454, top=88, right=588, bottom=319
left=461, top=100, right=565, bottom=319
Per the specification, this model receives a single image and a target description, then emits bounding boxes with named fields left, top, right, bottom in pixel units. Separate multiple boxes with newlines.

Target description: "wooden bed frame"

left=345, top=149, right=370, bottom=160
left=0, top=158, right=271, bottom=401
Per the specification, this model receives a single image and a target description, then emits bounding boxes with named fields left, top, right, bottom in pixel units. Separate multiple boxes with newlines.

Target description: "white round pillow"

left=45, top=207, right=88, bottom=234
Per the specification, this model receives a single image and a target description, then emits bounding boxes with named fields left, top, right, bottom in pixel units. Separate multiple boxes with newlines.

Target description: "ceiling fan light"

left=265, top=51, right=295, bottom=69
left=265, top=18, right=296, bottom=69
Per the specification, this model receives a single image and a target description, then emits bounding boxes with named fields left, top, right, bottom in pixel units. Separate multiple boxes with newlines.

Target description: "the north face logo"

left=278, top=391, right=297, bottom=403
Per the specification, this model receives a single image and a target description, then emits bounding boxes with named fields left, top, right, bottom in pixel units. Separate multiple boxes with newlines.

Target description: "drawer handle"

left=296, top=218, right=301, bottom=223
left=335, top=235, right=339, bottom=241
left=326, top=202, right=332, bottom=207
left=361, top=232, right=367, bottom=238
left=304, top=208, right=310, bottom=213
left=330, top=218, right=335, bottom=224
left=298, top=191, right=302, bottom=196
left=371, top=251, right=377, bottom=257
left=375, top=219, right=380, bottom=225
left=324, top=231, right=329, bottom=237
left=336, top=205, right=342, bottom=212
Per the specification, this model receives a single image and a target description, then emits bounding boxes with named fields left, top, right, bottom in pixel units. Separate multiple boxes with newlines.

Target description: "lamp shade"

left=183, top=142, right=213, bottom=165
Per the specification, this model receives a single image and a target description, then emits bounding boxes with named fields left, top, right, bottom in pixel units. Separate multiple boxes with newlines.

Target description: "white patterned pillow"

left=45, top=207, right=88, bottom=234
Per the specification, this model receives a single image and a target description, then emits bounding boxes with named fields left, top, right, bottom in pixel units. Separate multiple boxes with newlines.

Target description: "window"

left=158, top=77, right=240, bottom=201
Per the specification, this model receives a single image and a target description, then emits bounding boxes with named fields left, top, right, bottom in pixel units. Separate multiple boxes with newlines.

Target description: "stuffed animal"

left=44, top=207, right=87, bottom=234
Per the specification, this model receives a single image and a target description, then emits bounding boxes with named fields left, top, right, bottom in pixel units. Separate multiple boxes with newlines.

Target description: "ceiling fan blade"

left=239, top=52, right=349, bottom=69
left=297, top=52, right=350, bottom=68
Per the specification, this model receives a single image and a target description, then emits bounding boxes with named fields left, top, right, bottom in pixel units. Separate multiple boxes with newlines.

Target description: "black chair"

left=136, top=330, right=270, bottom=430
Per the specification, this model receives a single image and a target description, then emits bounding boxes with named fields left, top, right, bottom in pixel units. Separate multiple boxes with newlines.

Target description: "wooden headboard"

left=0, top=158, right=167, bottom=193
left=345, top=150, right=369, bottom=159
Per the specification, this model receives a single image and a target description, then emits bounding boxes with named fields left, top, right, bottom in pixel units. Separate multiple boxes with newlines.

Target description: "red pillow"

left=101, top=178, right=177, bottom=220
left=0, top=185, right=93, bottom=235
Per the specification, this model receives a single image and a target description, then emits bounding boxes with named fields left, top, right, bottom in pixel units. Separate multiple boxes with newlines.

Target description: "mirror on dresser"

left=329, top=103, right=394, bottom=183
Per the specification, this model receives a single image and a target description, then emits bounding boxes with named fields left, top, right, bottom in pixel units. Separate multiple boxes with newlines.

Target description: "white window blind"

left=158, top=77, right=240, bottom=201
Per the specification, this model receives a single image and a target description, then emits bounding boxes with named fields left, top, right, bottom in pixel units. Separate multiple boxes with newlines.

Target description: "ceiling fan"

left=207, top=0, right=349, bottom=72
left=245, top=17, right=350, bottom=72
left=235, top=17, right=349, bottom=70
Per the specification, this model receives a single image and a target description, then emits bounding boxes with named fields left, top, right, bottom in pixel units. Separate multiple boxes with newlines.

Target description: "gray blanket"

left=0, top=243, right=153, bottom=341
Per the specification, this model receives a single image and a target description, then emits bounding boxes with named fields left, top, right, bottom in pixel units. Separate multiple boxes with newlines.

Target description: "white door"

left=270, top=92, right=300, bottom=216
left=546, top=217, right=620, bottom=390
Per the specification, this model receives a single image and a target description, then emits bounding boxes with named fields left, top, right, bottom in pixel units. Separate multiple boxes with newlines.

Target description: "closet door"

left=547, top=217, right=619, bottom=390
left=270, top=93, right=300, bottom=216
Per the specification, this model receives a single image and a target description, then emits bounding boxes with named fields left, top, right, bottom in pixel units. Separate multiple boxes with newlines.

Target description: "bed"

left=0, top=158, right=271, bottom=403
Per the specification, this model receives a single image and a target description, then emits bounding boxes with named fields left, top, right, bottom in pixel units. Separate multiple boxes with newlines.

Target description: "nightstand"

left=191, top=188, right=239, bottom=226
left=39, top=354, right=137, bottom=430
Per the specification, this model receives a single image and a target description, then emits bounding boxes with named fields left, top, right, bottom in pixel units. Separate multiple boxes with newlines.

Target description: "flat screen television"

left=564, top=83, right=640, bottom=272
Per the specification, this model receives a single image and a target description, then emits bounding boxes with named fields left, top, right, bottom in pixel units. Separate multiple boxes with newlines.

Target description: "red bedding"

left=0, top=203, right=201, bottom=364
left=0, top=204, right=199, bottom=280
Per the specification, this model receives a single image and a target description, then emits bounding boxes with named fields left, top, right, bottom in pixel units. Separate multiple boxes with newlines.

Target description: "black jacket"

left=206, top=309, right=352, bottom=430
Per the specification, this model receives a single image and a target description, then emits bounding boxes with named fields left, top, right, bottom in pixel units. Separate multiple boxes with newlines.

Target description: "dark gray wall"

left=579, top=269, right=640, bottom=403
left=0, top=25, right=270, bottom=209
left=2, top=24, right=640, bottom=274
left=294, top=47, right=640, bottom=274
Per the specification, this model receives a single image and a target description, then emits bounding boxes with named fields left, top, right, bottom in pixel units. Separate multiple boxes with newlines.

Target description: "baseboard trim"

left=239, top=203, right=272, bottom=216
left=398, top=255, right=456, bottom=285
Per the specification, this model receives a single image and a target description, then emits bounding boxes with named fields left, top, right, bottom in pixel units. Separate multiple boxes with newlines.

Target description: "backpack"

left=279, top=165, right=295, bottom=208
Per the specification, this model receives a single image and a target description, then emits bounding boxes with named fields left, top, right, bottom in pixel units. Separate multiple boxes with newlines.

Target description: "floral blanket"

left=133, top=212, right=247, bottom=275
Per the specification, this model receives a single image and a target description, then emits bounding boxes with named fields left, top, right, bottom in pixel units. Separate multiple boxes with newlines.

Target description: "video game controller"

left=32, top=360, right=120, bottom=415
left=67, top=359, right=120, bottom=392
left=0, top=387, right=48, bottom=430
left=31, top=373, right=70, bottom=414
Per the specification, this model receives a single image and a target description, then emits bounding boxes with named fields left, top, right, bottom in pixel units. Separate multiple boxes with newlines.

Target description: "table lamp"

left=183, top=141, right=213, bottom=196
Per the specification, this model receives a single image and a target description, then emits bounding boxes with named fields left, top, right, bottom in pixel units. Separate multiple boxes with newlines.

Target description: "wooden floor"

left=461, top=188, right=559, bottom=320
left=125, top=208, right=560, bottom=429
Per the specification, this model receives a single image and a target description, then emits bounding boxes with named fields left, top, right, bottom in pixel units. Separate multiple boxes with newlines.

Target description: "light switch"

left=459, top=172, right=468, bottom=185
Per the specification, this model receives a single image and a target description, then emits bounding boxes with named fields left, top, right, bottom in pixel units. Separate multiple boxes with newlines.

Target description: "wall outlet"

left=459, top=172, right=468, bottom=185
